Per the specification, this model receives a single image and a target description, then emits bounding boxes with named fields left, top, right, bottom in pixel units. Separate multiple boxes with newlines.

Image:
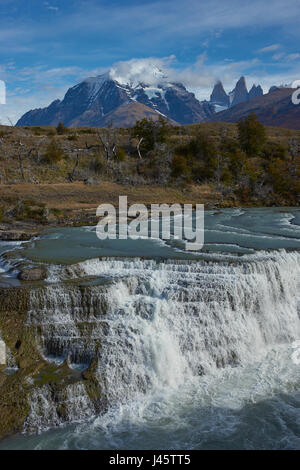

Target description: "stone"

left=0, top=231, right=36, bottom=241
left=18, top=267, right=47, bottom=281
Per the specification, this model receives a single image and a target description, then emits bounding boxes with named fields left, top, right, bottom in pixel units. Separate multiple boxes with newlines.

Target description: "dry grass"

left=0, top=182, right=220, bottom=212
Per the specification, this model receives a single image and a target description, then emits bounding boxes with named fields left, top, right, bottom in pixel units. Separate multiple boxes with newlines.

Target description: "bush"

left=14, top=200, right=47, bottom=223
left=50, top=208, right=63, bottom=217
left=67, top=134, right=78, bottom=141
left=262, top=141, right=286, bottom=160
left=171, top=155, right=189, bottom=178
left=56, top=122, right=68, bottom=135
left=131, top=117, right=169, bottom=154
left=43, top=139, right=65, bottom=163
left=90, top=155, right=106, bottom=174
left=116, top=147, right=127, bottom=162
left=238, top=113, right=266, bottom=157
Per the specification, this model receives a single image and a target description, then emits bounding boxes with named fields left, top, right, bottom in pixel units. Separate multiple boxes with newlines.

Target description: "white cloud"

left=257, top=44, right=281, bottom=54
left=286, top=53, right=300, bottom=61
left=108, top=56, right=176, bottom=87
left=44, top=2, right=59, bottom=12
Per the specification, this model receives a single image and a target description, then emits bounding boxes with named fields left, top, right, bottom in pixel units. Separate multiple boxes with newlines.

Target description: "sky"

left=0, top=0, right=300, bottom=124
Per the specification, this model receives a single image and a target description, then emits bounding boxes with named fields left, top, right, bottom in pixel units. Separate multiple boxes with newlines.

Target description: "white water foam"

left=25, top=250, right=300, bottom=434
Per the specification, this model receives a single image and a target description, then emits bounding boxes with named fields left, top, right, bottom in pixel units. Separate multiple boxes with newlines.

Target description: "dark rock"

left=207, top=87, right=300, bottom=130
left=0, top=231, right=37, bottom=241
left=18, top=267, right=47, bottom=281
left=210, top=80, right=229, bottom=107
left=230, top=76, right=249, bottom=107
left=248, top=84, right=263, bottom=100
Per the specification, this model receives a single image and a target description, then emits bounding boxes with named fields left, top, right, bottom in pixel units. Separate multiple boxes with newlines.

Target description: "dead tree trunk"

left=137, top=137, right=144, bottom=160
left=18, top=152, right=25, bottom=181
left=68, top=153, right=80, bottom=182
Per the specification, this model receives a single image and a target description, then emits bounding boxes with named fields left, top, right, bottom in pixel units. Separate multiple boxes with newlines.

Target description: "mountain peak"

left=16, top=69, right=214, bottom=127
left=210, top=80, right=229, bottom=107
left=248, top=84, right=263, bottom=99
left=230, top=76, right=249, bottom=107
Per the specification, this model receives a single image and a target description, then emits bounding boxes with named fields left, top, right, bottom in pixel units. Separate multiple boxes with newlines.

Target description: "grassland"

left=0, top=121, right=299, bottom=238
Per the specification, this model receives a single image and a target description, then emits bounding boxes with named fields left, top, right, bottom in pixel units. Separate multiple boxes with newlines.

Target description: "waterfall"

left=26, top=250, right=300, bottom=429
left=24, top=383, right=94, bottom=434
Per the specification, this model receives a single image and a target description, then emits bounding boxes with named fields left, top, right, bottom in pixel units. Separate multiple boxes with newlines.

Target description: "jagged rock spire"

left=231, top=76, right=249, bottom=107
left=248, top=84, right=263, bottom=99
left=210, top=80, right=230, bottom=107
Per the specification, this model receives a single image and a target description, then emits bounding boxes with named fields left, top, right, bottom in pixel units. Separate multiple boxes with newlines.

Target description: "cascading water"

left=24, top=250, right=300, bottom=434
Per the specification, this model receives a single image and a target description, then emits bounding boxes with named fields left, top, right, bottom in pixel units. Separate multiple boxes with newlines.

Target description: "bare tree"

left=97, top=122, right=118, bottom=162
left=17, top=141, right=35, bottom=181
left=85, top=141, right=100, bottom=152
left=136, top=137, right=144, bottom=160
left=68, top=152, right=80, bottom=182
left=6, top=116, right=14, bottom=127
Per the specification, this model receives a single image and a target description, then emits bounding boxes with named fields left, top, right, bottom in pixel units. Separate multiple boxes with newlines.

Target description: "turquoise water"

left=22, top=207, right=300, bottom=264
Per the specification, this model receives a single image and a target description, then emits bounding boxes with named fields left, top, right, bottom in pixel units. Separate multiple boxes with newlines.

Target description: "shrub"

left=43, top=139, right=65, bottom=163
left=262, top=141, right=286, bottom=160
left=238, top=113, right=266, bottom=157
left=14, top=200, right=47, bottom=223
left=56, top=121, right=68, bottom=135
left=116, top=147, right=127, bottom=161
left=171, top=155, right=189, bottom=178
left=50, top=208, right=63, bottom=217
left=131, top=117, right=169, bottom=154
left=90, top=155, right=106, bottom=174
left=67, top=134, right=78, bottom=141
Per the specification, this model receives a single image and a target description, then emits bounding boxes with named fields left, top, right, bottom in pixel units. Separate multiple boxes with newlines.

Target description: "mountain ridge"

left=17, top=72, right=214, bottom=128
left=207, top=87, right=300, bottom=129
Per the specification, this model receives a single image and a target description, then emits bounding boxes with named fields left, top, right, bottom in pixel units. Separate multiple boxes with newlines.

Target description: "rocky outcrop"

left=18, top=267, right=47, bottom=282
left=207, top=87, right=300, bottom=129
left=230, top=76, right=249, bottom=107
left=248, top=84, right=263, bottom=100
left=210, top=81, right=230, bottom=107
left=209, top=77, right=264, bottom=111
left=269, top=86, right=279, bottom=93
left=0, top=280, right=107, bottom=440
left=0, top=230, right=38, bottom=241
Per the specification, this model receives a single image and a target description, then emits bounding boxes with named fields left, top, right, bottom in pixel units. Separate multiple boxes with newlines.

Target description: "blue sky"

left=0, top=0, right=300, bottom=123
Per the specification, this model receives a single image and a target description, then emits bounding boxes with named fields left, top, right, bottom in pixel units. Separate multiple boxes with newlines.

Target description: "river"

left=0, top=207, right=300, bottom=450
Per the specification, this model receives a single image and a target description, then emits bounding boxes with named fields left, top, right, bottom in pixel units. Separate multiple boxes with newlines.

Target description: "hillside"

left=0, top=119, right=299, bottom=239
left=209, top=88, right=300, bottom=129
left=16, top=72, right=214, bottom=127
left=69, top=102, right=178, bottom=128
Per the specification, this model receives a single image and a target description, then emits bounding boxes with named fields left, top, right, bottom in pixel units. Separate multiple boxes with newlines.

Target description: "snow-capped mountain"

left=16, top=70, right=215, bottom=127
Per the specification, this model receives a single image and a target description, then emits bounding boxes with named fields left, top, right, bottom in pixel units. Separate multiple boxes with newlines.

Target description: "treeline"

left=0, top=114, right=299, bottom=206
left=130, top=114, right=300, bottom=205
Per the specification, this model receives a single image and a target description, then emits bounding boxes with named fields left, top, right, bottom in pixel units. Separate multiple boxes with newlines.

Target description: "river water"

left=0, top=207, right=300, bottom=450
